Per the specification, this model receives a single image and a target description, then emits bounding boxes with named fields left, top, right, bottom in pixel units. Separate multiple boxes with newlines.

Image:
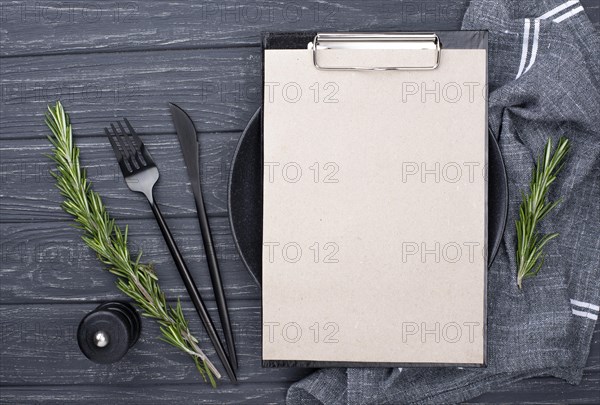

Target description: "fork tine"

left=111, top=123, right=136, bottom=172
left=117, top=121, right=143, bottom=169
left=115, top=122, right=136, bottom=159
left=105, top=127, right=132, bottom=175
left=123, top=118, right=141, bottom=148
left=124, top=117, right=154, bottom=167
left=105, top=127, right=121, bottom=160
left=110, top=123, right=130, bottom=159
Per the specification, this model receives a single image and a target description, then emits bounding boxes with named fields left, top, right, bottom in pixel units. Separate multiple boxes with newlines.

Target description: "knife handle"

left=194, top=195, right=238, bottom=370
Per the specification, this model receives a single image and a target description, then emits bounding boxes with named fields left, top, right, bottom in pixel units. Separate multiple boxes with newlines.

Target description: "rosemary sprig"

left=45, top=101, right=219, bottom=386
left=516, top=136, right=570, bottom=289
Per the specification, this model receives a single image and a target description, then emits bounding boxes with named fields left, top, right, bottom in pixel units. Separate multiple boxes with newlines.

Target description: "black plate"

left=228, top=108, right=508, bottom=287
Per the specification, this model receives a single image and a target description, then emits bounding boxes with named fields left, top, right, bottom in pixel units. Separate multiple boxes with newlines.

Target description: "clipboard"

left=261, top=31, right=488, bottom=368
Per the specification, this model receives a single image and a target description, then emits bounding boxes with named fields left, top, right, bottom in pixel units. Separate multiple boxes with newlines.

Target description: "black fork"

left=105, top=119, right=237, bottom=383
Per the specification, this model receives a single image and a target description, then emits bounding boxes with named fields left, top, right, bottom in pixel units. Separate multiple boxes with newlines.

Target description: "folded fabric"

left=287, top=0, right=600, bottom=403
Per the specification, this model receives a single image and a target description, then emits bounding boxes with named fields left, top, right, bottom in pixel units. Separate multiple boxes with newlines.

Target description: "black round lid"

left=77, top=302, right=141, bottom=364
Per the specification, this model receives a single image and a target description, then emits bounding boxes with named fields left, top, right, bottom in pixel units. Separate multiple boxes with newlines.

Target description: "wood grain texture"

left=0, top=383, right=294, bottom=404
left=1, top=48, right=262, bottom=137
left=0, top=217, right=260, bottom=303
left=0, top=133, right=238, bottom=221
left=3, top=373, right=599, bottom=405
left=0, top=0, right=470, bottom=56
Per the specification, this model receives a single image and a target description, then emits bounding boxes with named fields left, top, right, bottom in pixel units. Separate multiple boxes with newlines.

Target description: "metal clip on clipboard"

left=310, top=32, right=441, bottom=71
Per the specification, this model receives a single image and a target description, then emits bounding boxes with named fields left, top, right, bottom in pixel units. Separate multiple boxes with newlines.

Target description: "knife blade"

left=169, top=102, right=238, bottom=372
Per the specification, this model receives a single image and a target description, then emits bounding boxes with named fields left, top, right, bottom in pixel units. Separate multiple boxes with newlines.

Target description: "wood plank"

left=0, top=133, right=238, bottom=221
left=0, top=382, right=291, bottom=404
left=1, top=48, right=262, bottom=137
left=0, top=302, right=311, bottom=385
left=0, top=217, right=260, bottom=303
left=0, top=0, right=470, bottom=56
left=2, top=371, right=599, bottom=405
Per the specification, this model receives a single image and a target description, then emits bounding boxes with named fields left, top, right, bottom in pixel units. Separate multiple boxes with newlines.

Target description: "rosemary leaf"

left=516, top=136, right=570, bottom=289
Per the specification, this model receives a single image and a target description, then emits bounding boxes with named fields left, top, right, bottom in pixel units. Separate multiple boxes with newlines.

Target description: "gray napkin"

left=287, top=0, right=600, bottom=403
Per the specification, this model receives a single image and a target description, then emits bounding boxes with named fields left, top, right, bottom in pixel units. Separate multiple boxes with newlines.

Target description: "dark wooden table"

left=1, top=1, right=598, bottom=403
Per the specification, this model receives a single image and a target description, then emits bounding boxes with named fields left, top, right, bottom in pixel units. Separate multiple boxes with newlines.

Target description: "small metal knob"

left=94, top=331, right=110, bottom=348
left=77, top=302, right=141, bottom=364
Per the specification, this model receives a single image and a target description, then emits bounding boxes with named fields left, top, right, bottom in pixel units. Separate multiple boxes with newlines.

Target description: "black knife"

left=169, top=102, right=238, bottom=371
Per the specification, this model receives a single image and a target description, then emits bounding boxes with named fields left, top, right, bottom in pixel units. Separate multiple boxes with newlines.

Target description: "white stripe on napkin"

left=539, top=0, right=579, bottom=19
left=516, top=18, right=531, bottom=79
left=570, top=299, right=600, bottom=312
left=524, top=19, right=541, bottom=74
left=572, top=308, right=599, bottom=320
left=554, top=6, right=584, bottom=23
